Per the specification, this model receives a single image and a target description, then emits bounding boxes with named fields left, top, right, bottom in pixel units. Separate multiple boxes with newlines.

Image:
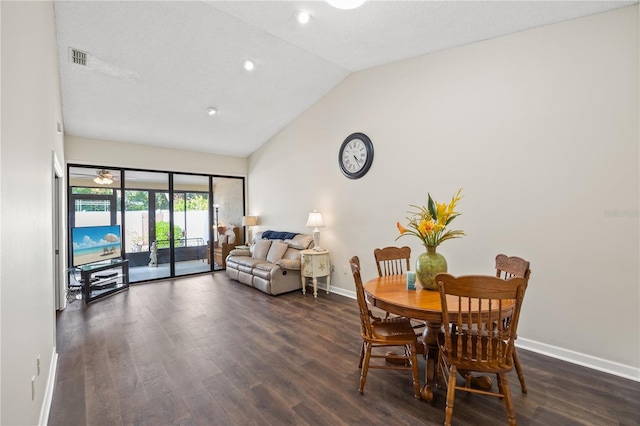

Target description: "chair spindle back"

left=374, top=246, right=411, bottom=277
left=437, top=274, right=528, bottom=370
left=350, top=256, right=375, bottom=339
left=495, top=254, right=531, bottom=281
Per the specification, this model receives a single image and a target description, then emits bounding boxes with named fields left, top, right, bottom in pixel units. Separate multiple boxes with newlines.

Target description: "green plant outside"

left=155, top=221, right=183, bottom=248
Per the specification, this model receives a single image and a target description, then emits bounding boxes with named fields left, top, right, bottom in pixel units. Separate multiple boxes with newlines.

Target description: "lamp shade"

left=306, top=211, right=324, bottom=228
left=242, top=216, right=257, bottom=226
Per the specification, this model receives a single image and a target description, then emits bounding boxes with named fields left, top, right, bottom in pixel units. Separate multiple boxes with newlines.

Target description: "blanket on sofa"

left=261, top=230, right=298, bottom=240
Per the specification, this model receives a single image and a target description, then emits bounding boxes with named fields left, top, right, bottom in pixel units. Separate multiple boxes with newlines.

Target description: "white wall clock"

left=338, top=132, right=374, bottom=179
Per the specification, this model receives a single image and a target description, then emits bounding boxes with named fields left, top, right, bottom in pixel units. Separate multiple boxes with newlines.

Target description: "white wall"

left=1, top=1, right=66, bottom=424
left=65, top=135, right=247, bottom=177
left=248, top=6, right=639, bottom=379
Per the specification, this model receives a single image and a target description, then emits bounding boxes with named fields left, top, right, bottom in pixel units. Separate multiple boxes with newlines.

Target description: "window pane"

left=124, top=190, right=149, bottom=252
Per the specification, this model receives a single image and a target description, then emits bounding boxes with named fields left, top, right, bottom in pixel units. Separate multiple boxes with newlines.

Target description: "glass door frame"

left=67, top=164, right=246, bottom=283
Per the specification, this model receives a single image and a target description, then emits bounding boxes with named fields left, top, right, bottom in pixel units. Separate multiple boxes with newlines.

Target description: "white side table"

left=300, top=249, right=331, bottom=298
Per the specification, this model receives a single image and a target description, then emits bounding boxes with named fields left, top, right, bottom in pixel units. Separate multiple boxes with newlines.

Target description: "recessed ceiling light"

left=297, top=11, right=310, bottom=24
left=243, top=60, right=255, bottom=71
left=207, top=107, right=217, bottom=116
left=325, top=0, right=367, bottom=10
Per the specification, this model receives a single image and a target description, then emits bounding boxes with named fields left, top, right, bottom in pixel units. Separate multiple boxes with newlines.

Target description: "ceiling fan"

left=93, top=169, right=115, bottom=185
left=69, top=167, right=119, bottom=185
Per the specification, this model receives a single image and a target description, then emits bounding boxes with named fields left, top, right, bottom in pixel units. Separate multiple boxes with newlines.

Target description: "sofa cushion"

left=253, top=263, right=276, bottom=280
left=276, top=258, right=301, bottom=270
left=254, top=261, right=277, bottom=272
left=266, top=241, right=288, bottom=263
left=285, top=234, right=314, bottom=250
left=253, top=239, right=272, bottom=260
left=231, top=257, right=263, bottom=268
left=238, top=264, right=254, bottom=274
left=282, top=247, right=301, bottom=260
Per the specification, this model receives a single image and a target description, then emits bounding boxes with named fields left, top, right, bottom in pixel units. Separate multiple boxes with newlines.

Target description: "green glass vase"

left=415, top=245, right=447, bottom=291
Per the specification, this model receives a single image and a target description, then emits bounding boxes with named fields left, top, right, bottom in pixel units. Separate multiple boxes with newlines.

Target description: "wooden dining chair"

left=373, top=246, right=426, bottom=331
left=374, top=246, right=410, bottom=317
left=436, top=273, right=528, bottom=426
left=350, top=256, right=421, bottom=400
left=374, top=246, right=411, bottom=277
left=495, top=253, right=532, bottom=393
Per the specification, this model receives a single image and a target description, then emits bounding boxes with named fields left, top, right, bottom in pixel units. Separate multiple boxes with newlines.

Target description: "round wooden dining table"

left=363, top=274, right=513, bottom=402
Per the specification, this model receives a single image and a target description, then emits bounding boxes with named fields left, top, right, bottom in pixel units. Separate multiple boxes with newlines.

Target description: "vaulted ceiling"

left=53, top=0, right=635, bottom=158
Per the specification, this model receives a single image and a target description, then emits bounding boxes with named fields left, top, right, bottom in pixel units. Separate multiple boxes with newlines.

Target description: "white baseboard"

left=516, top=337, right=639, bottom=382
left=325, top=286, right=639, bottom=382
left=39, top=348, right=58, bottom=426
left=323, top=284, right=355, bottom=299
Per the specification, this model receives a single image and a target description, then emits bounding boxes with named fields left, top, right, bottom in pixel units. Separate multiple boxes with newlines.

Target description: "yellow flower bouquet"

left=396, top=189, right=464, bottom=290
left=396, top=188, right=465, bottom=249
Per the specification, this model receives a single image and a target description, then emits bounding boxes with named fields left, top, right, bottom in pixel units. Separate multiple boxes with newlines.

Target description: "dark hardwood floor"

left=49, top=273, right=639, bottom=425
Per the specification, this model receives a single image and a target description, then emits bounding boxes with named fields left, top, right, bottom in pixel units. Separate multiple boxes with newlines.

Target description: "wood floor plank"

left=49, top=272, right=640, bottom=425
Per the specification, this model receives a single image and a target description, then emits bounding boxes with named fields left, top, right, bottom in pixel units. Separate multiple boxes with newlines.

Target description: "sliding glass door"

left=122, top=170, right=171, bottom=282
left=68, top=165, right=245, bottom=284
left=173, top=174, right=210, bottom=276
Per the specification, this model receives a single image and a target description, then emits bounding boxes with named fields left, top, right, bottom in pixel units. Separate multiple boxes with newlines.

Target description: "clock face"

left=338, top=133, right=374, bottom=179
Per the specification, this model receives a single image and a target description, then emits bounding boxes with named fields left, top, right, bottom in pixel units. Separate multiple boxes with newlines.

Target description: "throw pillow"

left=266, top=241, right=288, bottom=263
left=218, top=235, right=228, bottom=245
left=252, top=239, right=272, bottom=260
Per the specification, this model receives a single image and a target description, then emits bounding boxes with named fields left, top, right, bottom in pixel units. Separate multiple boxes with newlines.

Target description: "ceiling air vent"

left=69, top=48, right=87, bottom=66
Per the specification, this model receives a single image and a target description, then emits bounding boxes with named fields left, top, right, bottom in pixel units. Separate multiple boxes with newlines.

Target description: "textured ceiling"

left=54, top=0, right=636, bottom=158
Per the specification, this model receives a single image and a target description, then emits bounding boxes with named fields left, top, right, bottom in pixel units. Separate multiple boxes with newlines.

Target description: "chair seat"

left=371, top=319, right=418, bottom=341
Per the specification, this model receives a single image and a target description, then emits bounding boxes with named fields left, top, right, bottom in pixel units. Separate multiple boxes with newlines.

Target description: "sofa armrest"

left=276, top=258, right=301, bottom=270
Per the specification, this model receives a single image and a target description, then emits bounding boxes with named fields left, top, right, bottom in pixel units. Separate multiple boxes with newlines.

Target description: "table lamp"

left=305, top=210, right=324, bottom=251
left=242, top=215, right=258, bottom=245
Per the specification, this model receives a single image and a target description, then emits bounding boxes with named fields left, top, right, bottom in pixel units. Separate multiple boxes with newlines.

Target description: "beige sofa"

left=225, top=231, right=313, bottom=295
